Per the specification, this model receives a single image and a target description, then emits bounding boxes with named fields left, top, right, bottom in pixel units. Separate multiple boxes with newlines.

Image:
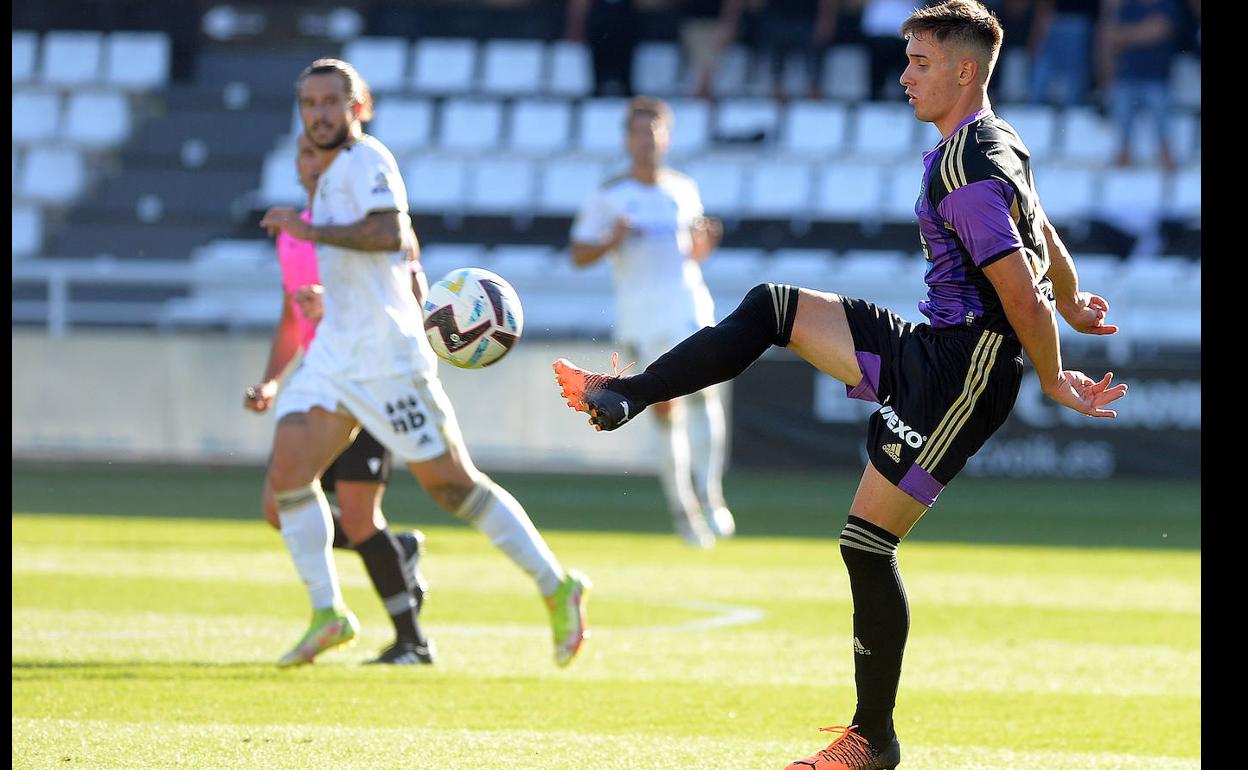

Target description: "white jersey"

left=305, top=134, right=437, bottom=381
left=571, top=169, right=715, bottom=344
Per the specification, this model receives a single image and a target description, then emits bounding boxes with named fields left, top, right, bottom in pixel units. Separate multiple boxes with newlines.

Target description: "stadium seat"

left=342, top=37, right=409, bottom=93
left=576, top=98, right=630, bottom=153
left=780, top=100, right=849, bottom=156
left=1056, top=107, right=1118, bottom=165
left=1168, top=168, right=1200, bottom=221
left=821, top=46, right=870, bottom=102
left=995, top=48, right=1030, bottom=104
left=1169, top=53, right=1201, bottom=110
left=848, top=102, right=918, bottom=160
left=405, top=155, right=469, bottom=213
left=667, top=99, right=712, bottom=156
left=700, top=247, right=766, bottom=296
left=633, top=42, right=682, bottom=96
left=104, top=32, right=171, bottom=90
left=412, top=38, right=477, bottom=95
left=547, top=41, right=592, bottom=97
left=439, top=98, right=504, bottom=151
left=1032, top=166, right=1094, bottom=222
left=11, top=90, right=62, bottom=144
left=684, top=157, right=746, bottom=217
left=996, top=105, right=1056, bottom=161
left=370, top=98, right=433, bottom=155
left=814, top=162, right=885, bottom=220
left=712, top=45, right=752, bottom=96
left=489, top=244, right=558, bottom=281
left=20, top=146, right=87, bottom=205
left=13, top=205, right=43, bottom=259
left=40, top=31, right=104, bottom=87
left=63, top=90, right=132, bottom=149
left=509, top=99, right=573, bottom=153
left=420, top=243, right=489, bottom=279
left=481, top=39, right=545, bottom=96
left=1126, top=110, right=1199, bottom=167
left=1071, top=253, right=1122, bottom=292
left=13, top=31, right=37, bottom=84
left=536, top=157, right=607, bottom=215
left=1100, top=168, right=1165, bottom=218
left=258, top=148, right=303, bottom=207
left=467, top=157, right=536, bottom=213
left=765, top=248, right=835, bottom=287
left=881, top=163, right=921, bottom=223
left=715, top=98, right=781, bottom=141
left=744, top=161, right=814, bottom=218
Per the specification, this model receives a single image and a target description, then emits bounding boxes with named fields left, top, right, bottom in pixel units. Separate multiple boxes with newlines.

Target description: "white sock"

left=687, top=387, right=728, bottom=511
left=457, top=477, right=564, bottom=596
left=275, top=481, right=342, bottom=611
left=656, top=400, right=703, bottom=521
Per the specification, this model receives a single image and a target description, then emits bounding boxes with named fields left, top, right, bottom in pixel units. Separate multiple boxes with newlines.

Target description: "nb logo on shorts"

left=386, top=395, right=427, bottom=435
left=882, top=443, right=902, bottom=463
left=878, top=405, right=927, bottom=449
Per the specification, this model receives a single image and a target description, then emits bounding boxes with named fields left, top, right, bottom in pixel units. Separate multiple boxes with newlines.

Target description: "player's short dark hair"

left=625, top=96, right=673, bottom=131
left=297, top=58, right=375, bottom=122
left=900, top=0, right=1004, bottom=83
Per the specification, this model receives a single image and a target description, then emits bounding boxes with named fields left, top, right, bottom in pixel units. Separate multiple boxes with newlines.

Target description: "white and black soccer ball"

left=423, top=267, right=524, bottom=368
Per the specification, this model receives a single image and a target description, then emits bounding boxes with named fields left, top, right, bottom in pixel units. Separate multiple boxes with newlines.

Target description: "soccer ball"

left=423, top=267, right=524, bottom=368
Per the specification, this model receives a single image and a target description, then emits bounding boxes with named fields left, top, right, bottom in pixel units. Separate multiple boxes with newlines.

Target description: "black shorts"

left=322, top=427, right=391, bottom=494
left=838, top=297, right=1024, bottom=507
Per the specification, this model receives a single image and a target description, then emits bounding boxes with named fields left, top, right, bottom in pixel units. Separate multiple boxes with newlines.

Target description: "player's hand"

left=1043, top=370, right=1128, bottom=418
left=244, top=380, right=279, bottom=413
left=293, top=284, right=325, bottom=322
left=260, top=207, right=313, bottom=241
left=1057, top=291, right=1119, bottom=335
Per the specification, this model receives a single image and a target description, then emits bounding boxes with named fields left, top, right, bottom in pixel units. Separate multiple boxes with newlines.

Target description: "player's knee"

left=736, top=283, right=799, bottom=346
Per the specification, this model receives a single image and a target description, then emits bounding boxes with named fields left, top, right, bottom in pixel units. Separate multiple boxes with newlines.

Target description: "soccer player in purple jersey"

left=552, top=1, right=1128, bottom=767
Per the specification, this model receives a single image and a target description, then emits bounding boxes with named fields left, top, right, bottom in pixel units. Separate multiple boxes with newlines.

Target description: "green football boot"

left=277, top=606, right=359, bottom=667
left=545, top=570, right=591, bottom=667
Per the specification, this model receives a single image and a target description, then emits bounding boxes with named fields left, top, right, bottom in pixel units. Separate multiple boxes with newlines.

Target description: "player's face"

left=900, top=34, right=960, bottom=125
left=626, top=113, right=670, bottom=166
left=299, top=72, right=355, bottom=150
left=295, top=136, right=322, bottom=197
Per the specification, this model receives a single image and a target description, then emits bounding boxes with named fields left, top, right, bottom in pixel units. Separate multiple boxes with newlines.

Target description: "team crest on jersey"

left=371, top=172, right=391, bottom=194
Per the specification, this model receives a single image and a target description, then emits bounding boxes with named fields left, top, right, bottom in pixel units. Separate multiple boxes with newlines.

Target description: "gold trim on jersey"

left=939, top=124, right=971, bottom=194
left=915, top=330, right=1004, bottom=472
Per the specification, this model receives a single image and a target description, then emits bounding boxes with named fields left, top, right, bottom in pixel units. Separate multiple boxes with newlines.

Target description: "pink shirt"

left=276, top=209, right=318, bottom=349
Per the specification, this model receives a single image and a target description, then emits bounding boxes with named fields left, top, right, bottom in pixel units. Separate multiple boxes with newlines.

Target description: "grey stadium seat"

left=40, top=31, right=104, bottom=87
left=104, top=32, right=171, bottom=90
left=481, top=39, right=545, bottom=96
left=342, top=37, right=409, bottom=94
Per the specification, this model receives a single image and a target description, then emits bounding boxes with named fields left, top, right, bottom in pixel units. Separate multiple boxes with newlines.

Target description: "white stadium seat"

left=684, top=158, right=746, bottom=217
left=405, top=155, right=469, bottom=213
left=536, top=157, right=607, bottom=215
left=766, top=249, right=835, bottom=287
left=715, top=98, right=780, bottom=140
left=420, top=244, right=489, bottom=279
left=1169, top=168, right=1200, bottom=221
left=412, top=38, right=477, bottom=94
left=104, top=32, right=170, bottom=90
left=547, top=41, right=592, bottom=97
left=342, top=37, right=409, bottom=93
left=996, top=105, right=1056, bottom=161
left=701, top=247, right=766, bottom=296
left=467, top=157, right=536, bottom=213
left=848, top=102, right=918, bottom=160
left=1100, top=168, right=1165, bottom=218
left=369, top=98, right=434, bottom=155
left=882, top=163, right=921, bottom=223
left=13, top=205, right=43, bottom=259
left=1032, top=166, right=1095, bottom=222
left=489, top=245, right=557, bottom=281
left=1056, top=107, right=1118, bottom=164
left=13, top=31, right=38, bottom=84
left=12, top=90, right=62, bottom=144
left=781, top=100, right=849, bottom=156
left=40, top=31, right=104, bottom=87
left=20, top=146, right=87, bottom=205
left=821, top=46, right=869, bottom=102
left=667, top=99, right=711, bottom=156
left=712, top=45, right=751, bottom=96
left=63, top=90, right=132, bottom=149
left=1170, top=53, right=1201, bottom=110
left=744, top=162, right=814, bottom=218
left=576, top=98, right=630, bottom=153
left=481, top=39, right=544, bottom=96
left=633, top=42, right=681, bottom=96
left=509, top=99, right=573, bottom=153
left=438, top=98, right=504, bottom=151
left=258, top=148, right=303, bottom=207
left=815, top=162, right=885, bottom=219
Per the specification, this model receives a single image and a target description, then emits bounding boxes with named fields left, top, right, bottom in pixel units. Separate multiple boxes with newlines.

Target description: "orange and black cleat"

left=552, top=353, right=641, bottom=432
left=785, top=725, right=900, bottom=770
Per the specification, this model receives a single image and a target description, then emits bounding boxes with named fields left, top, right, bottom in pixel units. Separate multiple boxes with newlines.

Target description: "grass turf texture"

left=13, top=463, right=1199, bottom=769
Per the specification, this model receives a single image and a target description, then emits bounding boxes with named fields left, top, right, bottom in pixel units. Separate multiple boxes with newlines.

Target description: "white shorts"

left=275, top=367, right=465, bottom=463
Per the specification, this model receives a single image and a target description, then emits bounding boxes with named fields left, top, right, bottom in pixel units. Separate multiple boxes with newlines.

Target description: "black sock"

left=355, top=528, right=426, bottom=646
left=839, top=515, right=908, bottom=747
left=329, top=506, right=352, bottom=550
left=614, top=283, right=800, bottom=406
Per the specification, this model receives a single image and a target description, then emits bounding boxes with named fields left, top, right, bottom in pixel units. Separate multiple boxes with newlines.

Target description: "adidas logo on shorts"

left=882, top=443, right=902, bottom=463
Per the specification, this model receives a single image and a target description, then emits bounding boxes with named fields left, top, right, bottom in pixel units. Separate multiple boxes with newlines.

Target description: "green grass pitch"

left=13, top=463, right=1199, bottom=769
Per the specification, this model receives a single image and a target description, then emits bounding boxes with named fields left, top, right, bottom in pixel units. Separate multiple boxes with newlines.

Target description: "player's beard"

left=308, top=121, right=350, bottom=151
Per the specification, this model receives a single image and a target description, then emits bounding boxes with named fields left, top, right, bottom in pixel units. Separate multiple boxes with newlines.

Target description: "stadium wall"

left=10, top=330, right=688, bottom=473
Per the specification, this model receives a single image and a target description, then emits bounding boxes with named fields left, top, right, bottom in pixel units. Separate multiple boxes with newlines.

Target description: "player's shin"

left=455, top=477, right=564, bottom=596
left=355, top=528, right=427, bottom=645
left=615, top=283, right=800, bottom=405
left=275, top=481, right=344, bottom=611
left=839, top=515, right=909, bottom=748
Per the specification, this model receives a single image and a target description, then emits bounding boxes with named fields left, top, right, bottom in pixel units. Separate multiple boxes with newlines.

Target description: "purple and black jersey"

left=916, top=108, right=1053, bottom=339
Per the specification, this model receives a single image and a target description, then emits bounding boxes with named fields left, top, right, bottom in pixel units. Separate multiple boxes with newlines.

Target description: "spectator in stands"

left=1098, top=0, right=1180, bottom=169
left=683, top=0, right=730, bottom=99
left=568, top=96, right=737, bottom=549
left=567, top=0, right=640, bottom=96
left=699, top=0, right=839, bottom=101
left=1027, top=0, right=1099, bottom=106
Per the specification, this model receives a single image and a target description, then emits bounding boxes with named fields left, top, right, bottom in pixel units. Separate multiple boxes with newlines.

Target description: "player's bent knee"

left=737, top=283, right=800, bottom=347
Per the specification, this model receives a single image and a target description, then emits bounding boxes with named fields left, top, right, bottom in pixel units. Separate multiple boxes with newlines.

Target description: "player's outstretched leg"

left=785, top=725, right=901, bottom=770
left=554, top=283, right=800, bottom=431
